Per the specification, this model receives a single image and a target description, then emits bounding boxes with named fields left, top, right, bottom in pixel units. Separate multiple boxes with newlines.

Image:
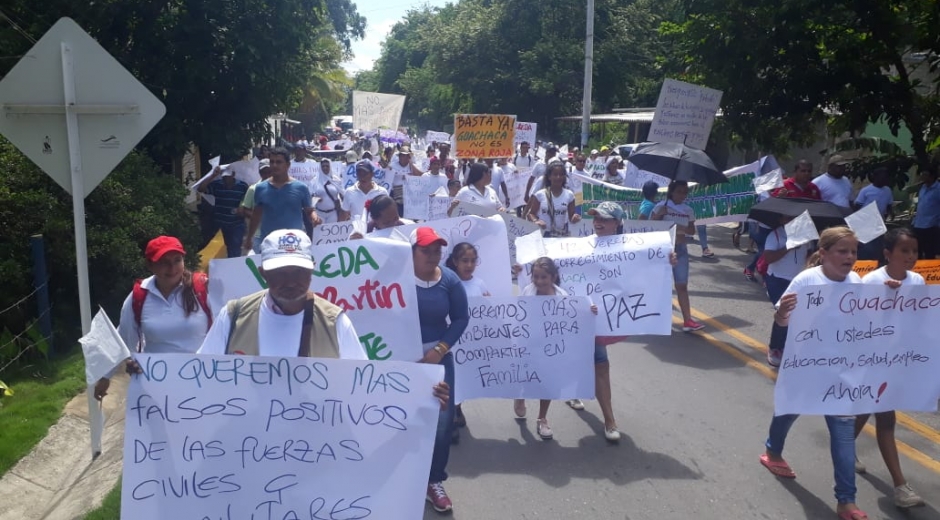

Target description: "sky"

left=342, top=0, right=450, bottom=74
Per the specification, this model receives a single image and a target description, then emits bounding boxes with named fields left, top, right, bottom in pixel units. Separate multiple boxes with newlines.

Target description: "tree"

left=664, top=0, right=940, bottom=171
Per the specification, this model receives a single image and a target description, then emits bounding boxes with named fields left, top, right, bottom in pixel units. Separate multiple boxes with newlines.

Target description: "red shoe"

left=744, top=268, right=757, bottom=282
left=427, top=482, right=453, bottom=513
left=682, top=319, right=705, bottom=332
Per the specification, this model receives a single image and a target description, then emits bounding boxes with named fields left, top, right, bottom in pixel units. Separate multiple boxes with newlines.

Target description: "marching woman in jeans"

left=412, top=227, right=470, bottom=514
left=761, top=226, right=867, bottom=520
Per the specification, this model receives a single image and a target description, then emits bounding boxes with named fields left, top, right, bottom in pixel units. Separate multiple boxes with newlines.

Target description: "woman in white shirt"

left=93, top=236, right=212, bottom=400
left=452, top=163, right=504, bottom=213
left=761, top=222, right=813, bottom=367
left=525, top=162, right=581, bottom=237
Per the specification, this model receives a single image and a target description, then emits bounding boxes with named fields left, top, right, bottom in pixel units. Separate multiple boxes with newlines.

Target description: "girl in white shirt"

left=525, top=162, right=581, bottom=237
left=651, top=181, right=704, bottom=332
left=854, top=228, right=924, bottom=508
left=452, top=163, right=504, bottom=213
left=762, top=222, right=813, bottom=367
left=763, top=227, right=868, bottom=520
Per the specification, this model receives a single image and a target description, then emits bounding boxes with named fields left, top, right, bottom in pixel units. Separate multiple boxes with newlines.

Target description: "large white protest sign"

left=513, top=121, right=537, bottom=146
left=372, top=215, right=513, bottom=297
left=623, top=161, right=671, bottom=189
left=428, top=194, right=452, bottom=221
left=774, top=284, right=940, bottom=415
left=451, top=200, right=540, bottom=265
left=403, top=175, right=448, bottom=220
left=647, top=78, right=723, bottom=150
left=352, top=91, right=406, bottom=131
left=122, top=354, right=443, bottom=520
left=505, top=168, right=532, bottom=209
left=425, top=130, right=450, bottom=144
left=517, top=232, right=674, bottom=335
left=312, top=221, right=354, bottom=245
left=312, top=238, right=423, bottom=361
left=454, top=296, right=595, bottom=403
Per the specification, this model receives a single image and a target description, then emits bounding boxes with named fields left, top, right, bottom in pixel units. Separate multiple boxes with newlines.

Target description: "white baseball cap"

left=261, top=229, right=314, bottom=270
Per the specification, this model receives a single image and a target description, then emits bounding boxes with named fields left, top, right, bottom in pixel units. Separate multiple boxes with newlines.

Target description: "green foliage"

left=0, top=137, right=200, bottom=335
left=83, top=480, right=123, bottom=519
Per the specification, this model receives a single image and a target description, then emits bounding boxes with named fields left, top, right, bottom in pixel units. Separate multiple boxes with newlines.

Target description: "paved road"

left=427, top=225, right=940, bottom=519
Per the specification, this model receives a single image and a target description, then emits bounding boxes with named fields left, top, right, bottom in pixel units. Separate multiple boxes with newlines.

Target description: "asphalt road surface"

left=426, top=224, right=940, bottom=520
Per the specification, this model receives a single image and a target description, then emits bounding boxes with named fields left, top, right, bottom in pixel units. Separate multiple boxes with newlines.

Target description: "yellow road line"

left=670, top=313, right=940, bottom=474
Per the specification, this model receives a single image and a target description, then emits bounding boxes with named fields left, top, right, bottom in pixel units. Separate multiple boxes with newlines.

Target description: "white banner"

left=517, top=232, right=675, bottom=335
left=451, top=200, right=540, bottom=265
left=454, top=296, right=595, bottom=403
left=774, top=284, right=940, bottom=416
left=122, top=354, right=443, bottom=520
left=312, top=238, right=423, bottom=361
left=647, top=78, right=723, bottom=150
left=312, top=221, right=354, bottom=245
left=505, top=167, right=532, bottom=209
left=403, top=175, right=448, bottom=220
left=371, top=215, right=513, bottom=297
left=513, top=121, right=537, bottom=146
left=425, top=130, right=450, bottom=144
left=352, top=91, right=406, bottom=132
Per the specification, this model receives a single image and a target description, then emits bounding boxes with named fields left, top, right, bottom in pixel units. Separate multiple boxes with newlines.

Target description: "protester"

left=341, top=160, right=389, bottom=221
left=497, top=157, right=515, bottom=205
left=513, top=141, right=535, bottom=170
left=523, top=146, right=556, bottom=201
left=289, top=142, right=319, bottom=191
left=696, top=226, right=714, bottom=258
left=411, top=227, right=469, bottom=514
left=515, top=257, right=567, bottom=440
left=486, top=158, right=510, bottom=206
left=814, top=155, right=854, bottom=208
left=93, top=236, right=212, bottom=400
left=447, top=178, right=461, bottom=198
left=243, top=147, right=319, bottom=253
left=310, top=158, right=344, bottom=224
left=601, top=156, right=626, bottom=186
left=761, top=218, right=813, bottom=367
left=238, top=159, right=273, bottom=254
left=652, top=181, right=705, bottom=332
left=198, top=166, right=249, bottom=258
left=854, top=167, right=894, bottom=260
left=525, top=162, right=581, bottom=237
left=423, top=156, right=444, bottom=178
left=389, top=145, right=423, bottom=215
left=912, top=168, right=940, bottom=259
left=637, top=181, right=659, bottom=220
left=367, top=194, right=414, bottom=233
left=854, top=228, right=925, bottom=508
left=761, top=226, right=866, bottom=520
left=453, top=163, right=504, bottom=212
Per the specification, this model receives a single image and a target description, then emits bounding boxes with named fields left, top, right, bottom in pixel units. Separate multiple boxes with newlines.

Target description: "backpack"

left=132, top=272, right=212, bottom=349
left=755, top=229, right=779, bottom=277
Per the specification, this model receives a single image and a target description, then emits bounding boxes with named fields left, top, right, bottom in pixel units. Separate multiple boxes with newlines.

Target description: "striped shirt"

left=207, top=179, right=249, bottom=226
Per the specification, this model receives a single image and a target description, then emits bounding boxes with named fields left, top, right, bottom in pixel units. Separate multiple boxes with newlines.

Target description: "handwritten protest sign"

left=647, top=78, right=723, bottom=150
left=577, top=165, right=758, bottom=224
left=427, top=195, right=452, bottom=221
left=453, top=296, right=595, bottom=403
left=313, top=221, right=353, bottom=245
left=425, top=130, right=450, bottom=144
left=312, top=238, right=423, bottom=361
left=403, top=175, right=448, bottom=220
left=372, top=215, right=513, bottom=297
left=513, top=121, right=537, bottom=146
left=352, top=91, right=406, bottom=131
left=450, top=200, right=540, bottom=264
left=453, top=114, right=516, bottom=159
left=504, top=168, right=532, bottom=209
left=854, top=259, right=940, bottom=284
left=774, top=284, right=940, bottom=415
left=122, top=354, right=443, bottom=520
left=517, top=232, right=674, bottom=335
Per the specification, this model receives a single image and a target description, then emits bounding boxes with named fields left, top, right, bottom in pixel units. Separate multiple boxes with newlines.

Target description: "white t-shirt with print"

left=653, top=200, right=693, bottom=229
left=388, top=160, right=414, bottom=187
left=460, top=277, right=491, bottom=298
left=862, top=266, right=925, bottom=286
left=341, top=183, right=389, bottom=219
left=777, top=266, right=862, bottom=308
left=455, top=185, right=503, bottom=211
left=763, top=227, right=812, bottom=281
left=534, top=188, right=575, bottom=233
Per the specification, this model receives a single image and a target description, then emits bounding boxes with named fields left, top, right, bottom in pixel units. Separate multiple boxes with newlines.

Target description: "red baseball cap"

left=410, top=227, right=448, bottom=247
left=145, top=236, right=186, bottom=262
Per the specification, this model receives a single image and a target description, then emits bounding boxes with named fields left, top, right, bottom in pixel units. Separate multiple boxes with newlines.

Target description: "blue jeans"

left=766, top=414, right=857, bottom=504
left=747, top=227, right=771, bottom=271
left=429, top=352, right=455, bottom=483
left=765, top=274, right=791, bottom=353
left=696, top=225, right=709, bottom=250
left=219, top=222, right=246, bottom=258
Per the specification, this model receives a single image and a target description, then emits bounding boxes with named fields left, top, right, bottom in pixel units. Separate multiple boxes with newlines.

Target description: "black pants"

left=914, top=226, right=940, bottom=259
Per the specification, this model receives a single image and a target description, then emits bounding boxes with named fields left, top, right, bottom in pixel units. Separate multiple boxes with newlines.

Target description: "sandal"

left=566, top=399, right=585, bottom=410
left=702, top=248, right=715, bottom=258
left=536, top=418, right=553, bottom=440
left=836, top=508, right=868, bottom=520
left=759, top=453, right=796, bottom=478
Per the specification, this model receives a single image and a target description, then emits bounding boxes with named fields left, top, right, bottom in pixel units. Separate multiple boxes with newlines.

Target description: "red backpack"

left=132, top=272, right=212, bottom=349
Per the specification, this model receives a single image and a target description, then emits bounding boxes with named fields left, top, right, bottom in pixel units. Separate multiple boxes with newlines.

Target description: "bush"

left=0, top=136, right=201, bottom=342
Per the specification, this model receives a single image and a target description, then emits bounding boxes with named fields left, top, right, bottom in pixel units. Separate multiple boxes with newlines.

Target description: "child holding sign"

left=854, top=228, right=925, bottom=508
left=652, top=181, right=705, bottom=332
left=763, top=226, right=867, bottom=520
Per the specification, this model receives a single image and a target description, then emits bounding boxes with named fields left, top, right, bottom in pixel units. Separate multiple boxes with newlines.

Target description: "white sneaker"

left=854, top=456, right=866, bottom=474
left=894, top=483, right=925, bottom=508
left=604, top=428, right=621, bottom=442
left=566, top=399, right=585, bottom=410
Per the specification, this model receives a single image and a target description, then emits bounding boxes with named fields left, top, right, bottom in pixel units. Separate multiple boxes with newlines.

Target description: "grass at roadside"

left=83, top=480, right=121, bottom=519
left=0, top=347, right=87, bottom=476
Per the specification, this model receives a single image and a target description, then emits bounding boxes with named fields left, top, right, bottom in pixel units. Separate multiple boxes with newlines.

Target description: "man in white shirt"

left=513, top=142, right=535, bottom=169
left=199, top=229, right=364, bottom=358
left=814, top=154, right=854, bottom=208
left=853, top=167, right=893, bottom=217
left=485, top=158, right=510, bottom=205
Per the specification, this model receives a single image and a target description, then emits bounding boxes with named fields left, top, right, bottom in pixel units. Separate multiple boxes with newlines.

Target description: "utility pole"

left=580, top=0, right=595, bottom=149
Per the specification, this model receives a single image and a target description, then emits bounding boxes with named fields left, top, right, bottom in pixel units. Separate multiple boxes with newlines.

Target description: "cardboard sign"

left=425, top=130, right=450, bottom=144
left=312, top=221, right=354, bottom=245
left=453, top=114, right=516, bottom=159
left=647, top=78, right=723, bottom=150
left=513, top=121, right=537, bottom=146
left=454, top=296, right=595, bottom=403
left=774, top=284, right=940, bottom=415
left=122, top=354, right=443, bottom=520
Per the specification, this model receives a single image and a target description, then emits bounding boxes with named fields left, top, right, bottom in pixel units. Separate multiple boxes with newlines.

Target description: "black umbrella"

left=747, top=197, right=851, bottom=230
left=625, top=142, right=727, bottom=185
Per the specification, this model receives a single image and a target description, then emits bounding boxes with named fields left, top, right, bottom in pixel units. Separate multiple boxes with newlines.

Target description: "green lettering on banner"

left=360, top=332, right=391, bottom=361
left=313, top=246, right=380, bottom=279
